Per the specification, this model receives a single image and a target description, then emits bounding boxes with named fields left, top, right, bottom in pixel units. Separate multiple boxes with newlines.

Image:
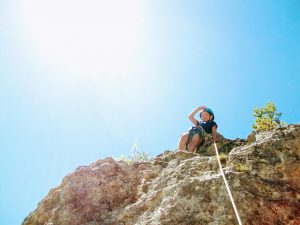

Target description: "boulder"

left=23, top=124, right=300, bottom=225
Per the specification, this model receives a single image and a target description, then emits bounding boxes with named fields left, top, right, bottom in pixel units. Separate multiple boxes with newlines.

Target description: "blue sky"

left=1, top=0, right=300, bottom=224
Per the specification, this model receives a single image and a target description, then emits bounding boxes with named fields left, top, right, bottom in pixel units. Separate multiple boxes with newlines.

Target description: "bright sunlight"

left=20, top=0, right=142, bottom=75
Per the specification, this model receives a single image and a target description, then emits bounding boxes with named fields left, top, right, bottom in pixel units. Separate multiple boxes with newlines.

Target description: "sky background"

left=1, top=0, right=300, bottom=224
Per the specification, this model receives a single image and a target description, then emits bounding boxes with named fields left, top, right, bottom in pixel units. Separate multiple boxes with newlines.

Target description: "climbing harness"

left=213, top=141, right=243, bottom=225
left=185, top=126, right=209, bottom=150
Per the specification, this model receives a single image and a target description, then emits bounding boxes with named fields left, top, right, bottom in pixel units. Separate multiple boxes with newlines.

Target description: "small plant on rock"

left=234, top=163, right=250, bottom=172
left=252, top=102, right=286, bottom=131
left=128, top=140, right=150, bottom=162
left=219, top=152, right=227, bottom=165
left=119, top=140, right=150, bottom=164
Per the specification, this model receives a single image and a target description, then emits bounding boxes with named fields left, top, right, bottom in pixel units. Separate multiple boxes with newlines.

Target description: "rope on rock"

left=213, top=141, right=243, bottom=225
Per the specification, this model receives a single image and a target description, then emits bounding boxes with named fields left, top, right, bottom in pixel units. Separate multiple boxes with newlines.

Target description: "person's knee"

left=192, top=134, right=200, bottom=142
left=181, top=132, right=188, bottom=138
left=179, top=133, right=189, bottom=142
left=191, top=134, right=201, bottom=143
left=178, top=132, right=189, bottom=151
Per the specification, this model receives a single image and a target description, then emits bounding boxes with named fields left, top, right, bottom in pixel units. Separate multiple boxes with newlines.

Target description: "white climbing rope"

left=213, top=141, right=243, bottom=225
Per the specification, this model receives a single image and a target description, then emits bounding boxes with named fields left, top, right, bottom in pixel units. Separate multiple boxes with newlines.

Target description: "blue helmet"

left=200, top=108, right=215, bottom=120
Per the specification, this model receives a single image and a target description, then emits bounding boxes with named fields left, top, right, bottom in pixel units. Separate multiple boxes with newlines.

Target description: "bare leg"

left=177, top=132, right=189, bottom=151
left=188, top=133, right=202, bottom=153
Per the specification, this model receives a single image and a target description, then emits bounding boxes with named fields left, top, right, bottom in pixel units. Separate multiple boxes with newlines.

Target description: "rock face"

left=23, top=124, right=300, bottom=225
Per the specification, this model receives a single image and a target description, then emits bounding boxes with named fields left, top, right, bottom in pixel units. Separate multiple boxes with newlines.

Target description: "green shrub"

left=118, top=140, right=150, bottom=164
left=128, top=149, right=150, bottom=162
left=252, top=102, right=286, bottom=131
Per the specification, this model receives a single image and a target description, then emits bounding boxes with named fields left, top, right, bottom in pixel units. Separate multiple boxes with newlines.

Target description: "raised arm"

left=188, top=106, right=206, bottom=126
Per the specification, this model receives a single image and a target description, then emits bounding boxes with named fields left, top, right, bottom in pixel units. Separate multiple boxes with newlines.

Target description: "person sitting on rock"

left=177, top=106, right=218, bottom=153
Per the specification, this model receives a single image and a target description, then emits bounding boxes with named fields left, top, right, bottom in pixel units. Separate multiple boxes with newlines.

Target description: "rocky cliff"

left=23, top=124, right=300, bottom=225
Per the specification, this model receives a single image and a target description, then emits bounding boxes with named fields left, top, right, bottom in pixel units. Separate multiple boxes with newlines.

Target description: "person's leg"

left=188, top=133, right=202, bottom=153
left=177, top=132, right=189, bottom=150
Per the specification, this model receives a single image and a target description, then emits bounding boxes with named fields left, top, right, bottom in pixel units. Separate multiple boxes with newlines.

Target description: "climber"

left=177, top=106, right=218, bottom=153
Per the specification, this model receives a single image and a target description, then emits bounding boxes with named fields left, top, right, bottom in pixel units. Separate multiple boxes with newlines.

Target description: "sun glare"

left=21, top=0, right=142, bottom=75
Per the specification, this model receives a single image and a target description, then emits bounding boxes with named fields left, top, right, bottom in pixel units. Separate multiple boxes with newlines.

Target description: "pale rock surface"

left=23, top=124, right=300, bottom=225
